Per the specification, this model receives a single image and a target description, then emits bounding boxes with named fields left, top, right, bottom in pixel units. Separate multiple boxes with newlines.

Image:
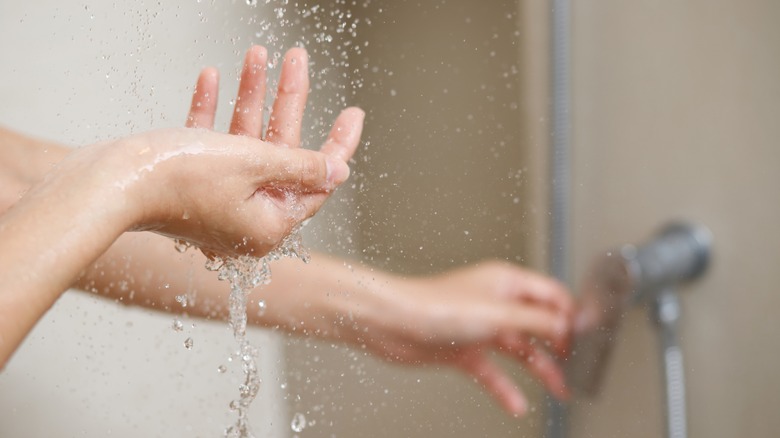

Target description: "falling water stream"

left=203, top=229, right=310, bottom=438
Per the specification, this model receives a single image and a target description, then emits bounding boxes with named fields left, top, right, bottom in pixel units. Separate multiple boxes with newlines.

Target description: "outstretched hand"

left=357, top=261, right=573, bottom=416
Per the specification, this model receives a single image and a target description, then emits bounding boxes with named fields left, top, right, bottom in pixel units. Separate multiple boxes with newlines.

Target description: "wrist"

left=72, top=132, right=174, bottom=233
left=328, top=268, right=412, bottom=347
left=0, top=138, right=139, bottom=367
left=0, top=127, right=70, bottom=213
left=32, top=137, right=145, bottom=236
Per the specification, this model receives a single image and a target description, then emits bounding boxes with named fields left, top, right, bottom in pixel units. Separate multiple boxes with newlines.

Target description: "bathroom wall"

left=566, top=1, right=780, bottom=437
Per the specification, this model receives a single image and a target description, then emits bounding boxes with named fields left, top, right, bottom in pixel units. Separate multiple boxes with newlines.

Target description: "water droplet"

left=291, top=412, right=306, bottom=433
left=175, top=294, right=188, bottom=308
left=174, top=239, right=191, bottom=253
left=205, top=256, right=224, bottom=271
left=217, top=365, right=227, bottom=374
left=257, top=300, right=267, bottom=316
left=172, top=319, right=184, bottom=332
left=246, top=0, right=257, bottom=6
left=184, top=337, right=194, bottom=350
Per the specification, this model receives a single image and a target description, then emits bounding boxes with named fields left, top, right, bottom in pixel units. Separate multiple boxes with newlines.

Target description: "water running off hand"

left=203, top=229, right=310, bottom=438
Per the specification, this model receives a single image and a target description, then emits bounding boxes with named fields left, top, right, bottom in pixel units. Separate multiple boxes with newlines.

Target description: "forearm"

left=0, top=125, right=69, bottom=176
left=2, top=125, right=384, bottom=350
left=0, top=125, right=70, bottom=210
left=79, top=232, right=405, bottom=348
left=0, top=157, right=132, bottom=368
left=251, top=252, right=404, bottom=343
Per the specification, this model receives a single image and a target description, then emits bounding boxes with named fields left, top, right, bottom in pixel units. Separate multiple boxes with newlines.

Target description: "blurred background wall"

left=567, top=1, right=780, bottom=437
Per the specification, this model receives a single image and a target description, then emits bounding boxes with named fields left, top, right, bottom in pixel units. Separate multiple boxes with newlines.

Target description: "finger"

left=289, top=145, right=355, bottom=220
left=498, top=305, right=570, bottom=355
left=507, top=269, right=574, bottom=318
left=457, top=352, right=528, bottom=416
left=499, top=335, right=570, bottom=401
left=265, top=47, right=309, bottom=147
left=319, top=107, right=365, bottom=162
left=230, top=45, right=268, bottom=137
left=186, top=67, right=219, bottom=129
left=260, top=147, right=350, bottom=192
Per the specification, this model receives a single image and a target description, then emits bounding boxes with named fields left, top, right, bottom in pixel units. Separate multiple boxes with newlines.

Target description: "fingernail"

left=326, top=157, right=350, bottom=186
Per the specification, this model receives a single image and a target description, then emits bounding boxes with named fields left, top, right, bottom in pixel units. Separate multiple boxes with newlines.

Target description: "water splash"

left=174, top=238, right=192, bottom=253
left=207, top=228, right=310, bottom=438
left=290, top=412, right=307, bottom=433
left=243, top=0, right=379, bottom=140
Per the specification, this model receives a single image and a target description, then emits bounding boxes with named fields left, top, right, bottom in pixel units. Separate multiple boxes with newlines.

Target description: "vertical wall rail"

left=547, top=0, right=571, bottom=437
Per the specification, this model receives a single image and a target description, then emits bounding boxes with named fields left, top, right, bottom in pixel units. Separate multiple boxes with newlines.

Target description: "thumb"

left=262, top=148, right=350, bottom=191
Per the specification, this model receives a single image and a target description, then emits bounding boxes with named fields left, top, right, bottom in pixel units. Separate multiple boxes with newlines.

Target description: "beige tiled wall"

left=568, top=1, right=780, bottom=437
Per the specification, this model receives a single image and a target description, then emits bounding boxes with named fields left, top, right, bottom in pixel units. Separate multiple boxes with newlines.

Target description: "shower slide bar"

left=567, top=222, right=712, bottom=438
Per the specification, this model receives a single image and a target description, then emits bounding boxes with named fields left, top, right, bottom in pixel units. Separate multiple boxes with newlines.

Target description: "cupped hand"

left=0, top=46, right=363, bottom=259
left=367, top=261, right=574, bottom=416
left=148, top=45, right=362, bottom=257
left=172, top=45, right=363, bottom=257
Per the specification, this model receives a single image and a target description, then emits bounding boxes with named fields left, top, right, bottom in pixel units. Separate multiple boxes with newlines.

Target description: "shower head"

left=624, top=222, right=712, bottom=301
left=565, top=222, right=712, bottom=396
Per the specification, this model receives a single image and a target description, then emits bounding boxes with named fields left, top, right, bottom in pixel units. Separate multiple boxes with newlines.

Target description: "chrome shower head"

left=565, top=222, right=712, bottom=396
